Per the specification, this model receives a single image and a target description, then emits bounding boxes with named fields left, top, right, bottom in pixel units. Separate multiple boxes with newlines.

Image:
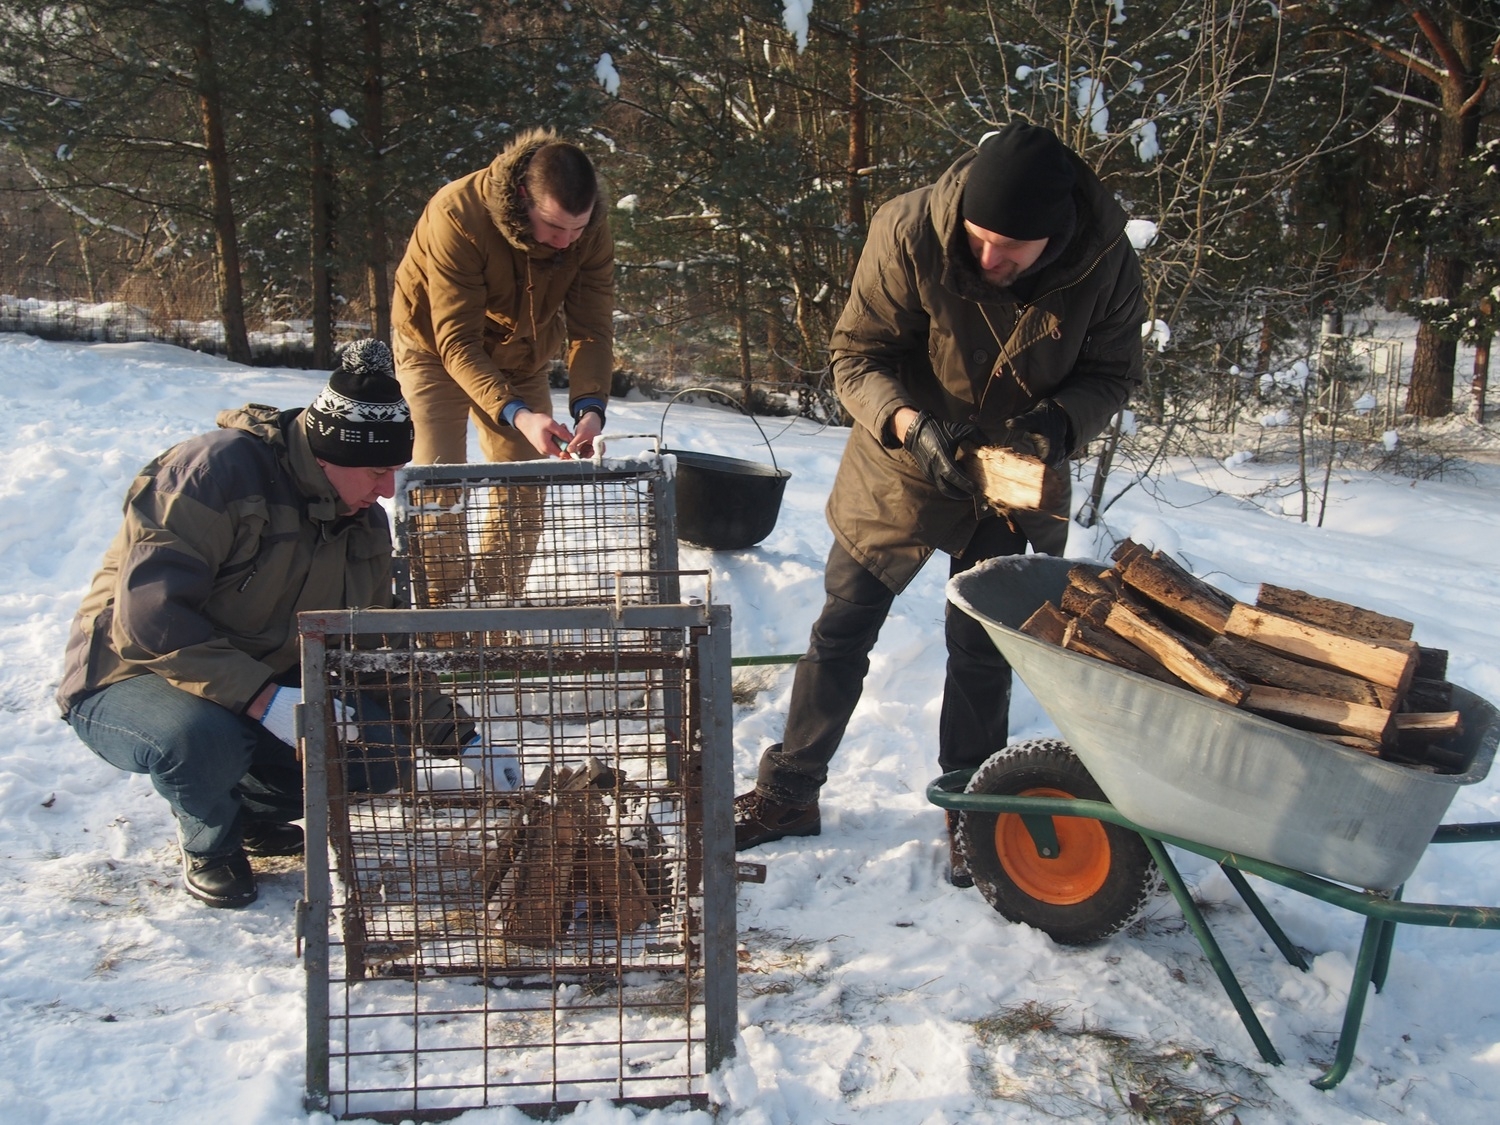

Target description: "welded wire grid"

left=302, top=607, right=732, bottom=1120
left=392, top=458, right=680, bottom=612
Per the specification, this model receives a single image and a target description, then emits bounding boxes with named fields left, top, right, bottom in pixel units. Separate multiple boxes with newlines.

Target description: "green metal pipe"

left=1221, top=864, right=1309, bottom=972
left=1142, top=836, right=1283, bottom=1066
left=731, top=653, right=802, bottom=667
left=1313, top=916, right=1392, bottom=1090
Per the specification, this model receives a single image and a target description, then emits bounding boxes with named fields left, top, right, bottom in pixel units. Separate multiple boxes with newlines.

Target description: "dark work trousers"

left=755, top=513, right=1043, bottom=806
left=68, top=673, right=408, bottom=860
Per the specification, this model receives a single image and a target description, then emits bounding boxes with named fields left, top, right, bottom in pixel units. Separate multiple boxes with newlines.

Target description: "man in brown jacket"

left=391, top=129, right=614, bottom=603
left=734, top=122, right=1145, bottom=884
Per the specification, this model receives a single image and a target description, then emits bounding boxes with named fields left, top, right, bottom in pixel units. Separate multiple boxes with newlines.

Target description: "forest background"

left=2, top=1, right=1498, bottom=456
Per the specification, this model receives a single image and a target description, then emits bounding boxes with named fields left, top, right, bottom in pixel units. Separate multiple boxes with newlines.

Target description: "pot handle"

left=658, top=386, right=782, bottom=475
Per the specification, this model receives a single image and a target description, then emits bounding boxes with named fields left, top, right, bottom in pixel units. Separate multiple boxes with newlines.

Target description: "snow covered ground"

left=2, top=331, right=1498, bottom=1124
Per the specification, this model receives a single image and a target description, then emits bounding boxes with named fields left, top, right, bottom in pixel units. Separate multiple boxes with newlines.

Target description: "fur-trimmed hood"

left=482, top=128, right=611, bottom=255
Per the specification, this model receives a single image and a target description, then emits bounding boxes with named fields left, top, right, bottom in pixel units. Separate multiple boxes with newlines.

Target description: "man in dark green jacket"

left=59, top=341, right=476, bottom=908
left=735, top=122, right=1145, bottom=884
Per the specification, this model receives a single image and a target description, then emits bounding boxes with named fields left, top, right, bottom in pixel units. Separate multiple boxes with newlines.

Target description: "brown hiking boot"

left=734, top=791, right=821, bottom=851
left=947, top=810, right=973, bottom=888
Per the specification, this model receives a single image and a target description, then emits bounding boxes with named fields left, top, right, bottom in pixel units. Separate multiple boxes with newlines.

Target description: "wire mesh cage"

left=299, top=603, right=736, bottom=1120
left=392, top=457, right=681, bottom=612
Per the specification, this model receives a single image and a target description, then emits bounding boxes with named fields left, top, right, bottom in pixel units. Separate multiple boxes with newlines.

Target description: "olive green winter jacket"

left=825, top=142, right=1146, bottom=592
left=57, top=406, right=469, bottom=749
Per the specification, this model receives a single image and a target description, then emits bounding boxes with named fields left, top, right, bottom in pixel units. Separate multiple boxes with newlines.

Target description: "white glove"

left=259, top=686, right=357, bottom=746
left=462, top=734, right=521, bottom=791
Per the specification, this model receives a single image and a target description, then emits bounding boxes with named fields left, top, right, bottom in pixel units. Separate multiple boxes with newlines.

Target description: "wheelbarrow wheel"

left=959, top=738, right=1162, bottom=946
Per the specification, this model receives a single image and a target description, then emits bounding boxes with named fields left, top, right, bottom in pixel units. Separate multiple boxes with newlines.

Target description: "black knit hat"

left=961, top=123, right=1077, bottom=241
left=304, top=340, right=414, bottom=467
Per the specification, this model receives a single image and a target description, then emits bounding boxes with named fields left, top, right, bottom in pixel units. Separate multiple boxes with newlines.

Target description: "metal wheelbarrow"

left=927, top=555, right=1500, bottom=1089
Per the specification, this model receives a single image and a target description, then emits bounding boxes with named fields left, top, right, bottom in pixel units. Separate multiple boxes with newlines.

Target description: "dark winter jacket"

left=57, top=406, right=468, bottom=748
left=391, top=127, right=615, bottom=420
left=825, top=141, right=1146, bottom=592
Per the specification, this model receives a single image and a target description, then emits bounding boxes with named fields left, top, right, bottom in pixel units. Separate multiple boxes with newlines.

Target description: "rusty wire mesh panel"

left=393, top=459, right=680, bottom=611
left=300, top=604, right=735, bottom=1121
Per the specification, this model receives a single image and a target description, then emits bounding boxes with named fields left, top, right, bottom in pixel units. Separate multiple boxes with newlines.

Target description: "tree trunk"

left=735, top=242, right=753, bottom=403
left=362, top=0, right=391, bottom=344
left=845, top=0, right=868, bottom=275
left=1398, top=7, right=1483, bottom=418
left=1406, top=257, right=1462, bottom=416
left=1474, top=331, right=1492, bottom=425
left=307, top=0, right=336, bottom=369
left=1075, top=411, right=1121, bottom=529
left=190, top=0, right=250, bottom=365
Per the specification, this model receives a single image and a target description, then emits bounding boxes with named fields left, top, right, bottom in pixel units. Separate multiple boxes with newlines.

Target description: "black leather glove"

left=1002, top=400, right=1072, bottom=466
left=903, top=412, right=977, bottom=500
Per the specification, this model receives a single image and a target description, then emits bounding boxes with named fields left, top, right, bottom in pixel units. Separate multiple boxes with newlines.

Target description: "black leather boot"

left=182, top=849, right=258, bottom=908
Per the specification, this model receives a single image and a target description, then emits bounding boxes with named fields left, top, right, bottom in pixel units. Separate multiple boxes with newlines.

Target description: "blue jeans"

left=67, top=674, right=406, bottom=858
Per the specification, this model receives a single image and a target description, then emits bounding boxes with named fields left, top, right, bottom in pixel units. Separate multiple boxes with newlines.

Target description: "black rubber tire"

left=958, top=738, right=1162, bottom=946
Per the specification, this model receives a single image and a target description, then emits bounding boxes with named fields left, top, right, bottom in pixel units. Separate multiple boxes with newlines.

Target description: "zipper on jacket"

left=237, top=565, right=258, bottom=593
left=1024, top=230, right=1125, bottom=306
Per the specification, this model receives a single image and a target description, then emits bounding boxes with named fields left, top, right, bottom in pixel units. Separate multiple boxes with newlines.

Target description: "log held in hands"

left=959, top=445, right=1057, bottom=511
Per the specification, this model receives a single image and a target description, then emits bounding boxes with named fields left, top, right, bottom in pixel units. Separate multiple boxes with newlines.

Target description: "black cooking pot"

left=660, top=388, right=791, bottom=551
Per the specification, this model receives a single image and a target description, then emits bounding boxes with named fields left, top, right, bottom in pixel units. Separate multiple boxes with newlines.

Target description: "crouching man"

left=57, top=340, right=475, bottom=908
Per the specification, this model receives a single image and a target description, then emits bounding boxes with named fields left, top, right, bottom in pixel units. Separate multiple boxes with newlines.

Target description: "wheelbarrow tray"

left=948, top=555, right=1500, bottom=891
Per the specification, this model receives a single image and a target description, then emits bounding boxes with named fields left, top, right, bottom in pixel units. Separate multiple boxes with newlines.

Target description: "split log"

left=1207, top=633, right=1397, bottom=709
left=1392, top=710, right=1463, bottom=747
left=1418, top=646, right=1449, bottom=680
left=1404, top=677, right=1454, bottom=712
left=1420, top=744, right=1470, bottom=773
left=1323, top=734, right=1383, bottom=756
left=1061, top=616, right=1182, bottom=686
left=1019, top=601, right=1069, bottom=645
left=959, top=444, right=1052, bottom=511
left=1255, top=584, right=1413, bottom=641
left=1240, top=685, right=1396, bottom=747
left=1109, top=538, right=1152, bottom=569
left=1060, top=565, right=1128, bottom=618
left=1117, top=546, right=1237, bottom=636
left=1096, top=598, right=1248, bottom=704
left=1223, top=604, right=1419, bottom=693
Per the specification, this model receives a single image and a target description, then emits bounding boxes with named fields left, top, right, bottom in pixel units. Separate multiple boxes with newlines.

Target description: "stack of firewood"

left=1021, top=539, right=1466, bottom=772
left=483, top=757, right=670, bottom=946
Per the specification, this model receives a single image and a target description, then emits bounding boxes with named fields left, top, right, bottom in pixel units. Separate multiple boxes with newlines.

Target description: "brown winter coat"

left=391, top=128, right=614, bottom=421
left=56, top=406, right=470, bottom=748
left=826, top=144, right=1146, bottom=592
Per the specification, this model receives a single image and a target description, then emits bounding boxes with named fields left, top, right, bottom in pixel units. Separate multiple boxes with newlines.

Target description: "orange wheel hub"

left=995, top=786, right=1113, bottom=904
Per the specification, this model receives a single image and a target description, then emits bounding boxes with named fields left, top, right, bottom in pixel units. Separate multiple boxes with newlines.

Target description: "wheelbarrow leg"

left=1370, top=887, right=1402, bottom=994
left=1313, top=913, right=1395, bottom=1090
left=1142, top=836, right=1283, bottom=1067
left=1220, top=864, right=1310, bottom=971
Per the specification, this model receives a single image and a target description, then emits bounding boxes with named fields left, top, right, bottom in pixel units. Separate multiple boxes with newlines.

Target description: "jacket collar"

left=288, top=411, right=349, bottom=523
left=215, top=403, right=358, bottom=524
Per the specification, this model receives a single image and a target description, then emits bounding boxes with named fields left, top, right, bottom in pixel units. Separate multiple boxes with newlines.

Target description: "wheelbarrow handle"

left=658, top=386, right=782, bottom=474
left=1431, top=821, right=1500, bottom=844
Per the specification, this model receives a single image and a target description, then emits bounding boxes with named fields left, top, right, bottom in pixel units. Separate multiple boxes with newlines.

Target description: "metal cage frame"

left=391, top=457, right=682, bottom=611
left=298, top=602, right=736, bottom=1120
